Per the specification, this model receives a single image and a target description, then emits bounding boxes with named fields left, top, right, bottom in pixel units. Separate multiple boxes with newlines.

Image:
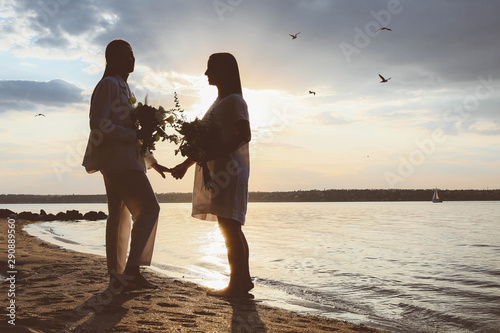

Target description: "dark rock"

left=0, top=209, right=16, bottom=218
left=3, top=209, right=106, bottom=222
left=83, top=211, right=99, bottom=221
left=18, top=211, right=40, bottom=221
left=65, top=210, right=83, bottom=220
left=55, top=212, right=67, bottom=220
left=83, top=211, right=107, bottom=220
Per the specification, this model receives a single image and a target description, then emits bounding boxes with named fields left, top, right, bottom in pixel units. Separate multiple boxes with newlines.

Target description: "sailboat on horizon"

left=432, top=188, right=443, bottom=203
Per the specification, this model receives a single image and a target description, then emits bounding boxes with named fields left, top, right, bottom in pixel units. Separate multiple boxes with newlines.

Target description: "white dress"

left=192, top=93, right=250, bottom=225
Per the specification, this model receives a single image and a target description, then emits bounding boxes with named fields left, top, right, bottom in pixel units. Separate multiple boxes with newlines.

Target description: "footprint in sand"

left=30, top=276, right=57, bottom=283
left=169, top=317, right=196, bottom=323
left=131, top=306, right=150, bottom=314
left=107, top=325, right=129, bottom=332
left=157, top=302, right=180, bottom=308
left=273, top=317, right=287, bottom=323
left=298, top=318, right=312, bottom=323
left=193, top=310, right=217, bottom=316
left=36, top=296, right=68, bottom=306
left=136, top=320, right=164, bottom=327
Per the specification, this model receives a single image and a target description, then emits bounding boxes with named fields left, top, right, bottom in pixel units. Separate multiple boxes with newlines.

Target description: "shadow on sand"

left=66, top=287, right=137, bottom=332
left=229, top=297, right=267, bottom=332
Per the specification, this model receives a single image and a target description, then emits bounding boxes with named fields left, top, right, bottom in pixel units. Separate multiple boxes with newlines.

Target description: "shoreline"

left=0, top=218, right=387, bottom=332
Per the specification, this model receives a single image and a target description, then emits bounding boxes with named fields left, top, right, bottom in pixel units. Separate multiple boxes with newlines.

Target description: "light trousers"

left=101, top=169, right=160, bottom=275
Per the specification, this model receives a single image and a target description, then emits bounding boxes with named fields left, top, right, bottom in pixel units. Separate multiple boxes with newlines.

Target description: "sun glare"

left=196, top=228, right=229, bottom=290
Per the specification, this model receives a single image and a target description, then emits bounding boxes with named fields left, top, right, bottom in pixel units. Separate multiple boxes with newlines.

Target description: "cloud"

left=4, top=1, right=500, bottom=93
left=252, top=141, right=305, bottom=150
left=467, top=121, right=500, bottom=136
left=313, top=111, right=351, bottom=126
left=1, top=0, right=500, bottom=193
left=12, top=0, right=109, bottom=36
left=0, top=79, right=86, bottom=112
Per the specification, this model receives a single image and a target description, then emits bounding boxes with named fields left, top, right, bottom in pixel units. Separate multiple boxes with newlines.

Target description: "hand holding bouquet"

left=157, top=94, right=222, bottom=189
left=175, top=118, right=221, bottom=162
left=174, top=117, right=222, bottom=189
left=130, top=95, right=180, bottom=156
left=131, top=92, right=221, bottom=189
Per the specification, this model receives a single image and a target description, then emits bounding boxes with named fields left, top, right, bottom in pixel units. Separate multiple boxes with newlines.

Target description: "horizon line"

left=1, top=188, right=499, bottom=196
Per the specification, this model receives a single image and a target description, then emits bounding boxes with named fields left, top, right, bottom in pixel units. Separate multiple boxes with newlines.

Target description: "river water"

left=4, top=201, right=499, bottom=333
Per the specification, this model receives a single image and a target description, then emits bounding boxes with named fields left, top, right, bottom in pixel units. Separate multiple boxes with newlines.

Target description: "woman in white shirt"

left=172, top=53, right=253, bottom=298
left=82, top=39, right=170, bottom=291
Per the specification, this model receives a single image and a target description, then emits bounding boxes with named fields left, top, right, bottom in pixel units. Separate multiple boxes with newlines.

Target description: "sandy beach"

left=0, top=218, right=387, bottom=333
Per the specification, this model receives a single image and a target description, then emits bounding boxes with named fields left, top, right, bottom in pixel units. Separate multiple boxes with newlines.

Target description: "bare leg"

left=208, top=217, right=252, bottom=297
left=239, top=228, right=254, bottom=292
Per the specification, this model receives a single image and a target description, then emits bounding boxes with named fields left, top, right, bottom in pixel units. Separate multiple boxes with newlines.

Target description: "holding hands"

left=151, top=163, right=172, bottom=179
left=171, top=159, right=195, bottom=180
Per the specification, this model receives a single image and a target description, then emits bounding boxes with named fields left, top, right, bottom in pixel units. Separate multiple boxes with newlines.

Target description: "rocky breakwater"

left=0, top=208, right=107, bottom=221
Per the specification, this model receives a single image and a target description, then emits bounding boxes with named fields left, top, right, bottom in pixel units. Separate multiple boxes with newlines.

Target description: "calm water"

left=6, top=201, right=500, bottom=333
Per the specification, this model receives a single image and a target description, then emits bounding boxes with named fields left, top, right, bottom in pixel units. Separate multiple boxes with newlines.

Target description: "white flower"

left=154, top=110, right=166, bottom=123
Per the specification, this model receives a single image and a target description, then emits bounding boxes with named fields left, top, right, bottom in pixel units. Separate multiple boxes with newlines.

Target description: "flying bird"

left=379, top=74, right=391, bottom=83
left=35, top=113, right=46, bottom=117
left=289, top=32, right=300, bottom=39
left=309, top=91, right=316, bottom=95
left=377, top=27, right=392, bottom=31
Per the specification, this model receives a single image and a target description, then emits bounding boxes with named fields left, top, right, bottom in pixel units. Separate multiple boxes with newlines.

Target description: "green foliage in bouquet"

left=131, top=92, right=221, bottom=189
left=168, top=95, right=222, bottom=189
left=175, top=118, right=221, bottom=163
left=130, top=94, right=183, bottom=156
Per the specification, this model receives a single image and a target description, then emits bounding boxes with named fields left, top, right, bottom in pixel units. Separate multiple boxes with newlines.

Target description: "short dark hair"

left=102, top=39, right=131, bottom=79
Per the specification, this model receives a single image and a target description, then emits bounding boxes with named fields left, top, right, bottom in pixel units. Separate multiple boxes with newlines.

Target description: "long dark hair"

left=209, top=53, right=242, bottom=97
left=90, top=39, right=131, bottom=108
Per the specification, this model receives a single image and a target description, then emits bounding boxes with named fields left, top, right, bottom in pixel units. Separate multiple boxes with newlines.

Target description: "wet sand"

left=0, top=218, right=387, bottom=332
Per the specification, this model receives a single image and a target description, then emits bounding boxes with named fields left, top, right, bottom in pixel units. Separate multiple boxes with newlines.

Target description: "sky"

left=1, top=0, right=499, bottom=195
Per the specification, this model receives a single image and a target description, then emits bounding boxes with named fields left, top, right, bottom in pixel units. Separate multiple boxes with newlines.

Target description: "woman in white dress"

left=82, top=39, right=170, bottom=290
left=172, top=53, right=253, bottom=297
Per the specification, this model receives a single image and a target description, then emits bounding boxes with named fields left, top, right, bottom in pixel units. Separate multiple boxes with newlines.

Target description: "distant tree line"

left=249, top=189, right=500, bottom=202
left=0, top=189, right=499, bottom=204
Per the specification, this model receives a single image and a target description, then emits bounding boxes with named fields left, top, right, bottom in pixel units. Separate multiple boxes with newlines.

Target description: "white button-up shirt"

left=82, top=75, right=156, bottom=173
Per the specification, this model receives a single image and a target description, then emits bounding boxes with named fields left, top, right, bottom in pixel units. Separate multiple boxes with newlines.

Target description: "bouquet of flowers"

left=130, top=95, right=180, bottom=156
left=174, top=118, right=221, bottom=162
left=131, top=92, right=221, bottom=189
left=159, top=94, right=222, bottom=189
left=174, top=116, right=222, bottom=189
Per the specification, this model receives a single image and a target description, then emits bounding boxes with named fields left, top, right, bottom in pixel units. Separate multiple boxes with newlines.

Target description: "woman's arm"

left=171, top=157, right=196, bottom=180
left=171, top=119, right=250, bottom=180
left=205, top=119, right=251, bottom=161
left=151, top=163, right=172, bottom=178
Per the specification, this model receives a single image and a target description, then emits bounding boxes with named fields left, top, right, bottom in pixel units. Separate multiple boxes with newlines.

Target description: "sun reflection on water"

left=196, top=227, right=229, bottom=290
